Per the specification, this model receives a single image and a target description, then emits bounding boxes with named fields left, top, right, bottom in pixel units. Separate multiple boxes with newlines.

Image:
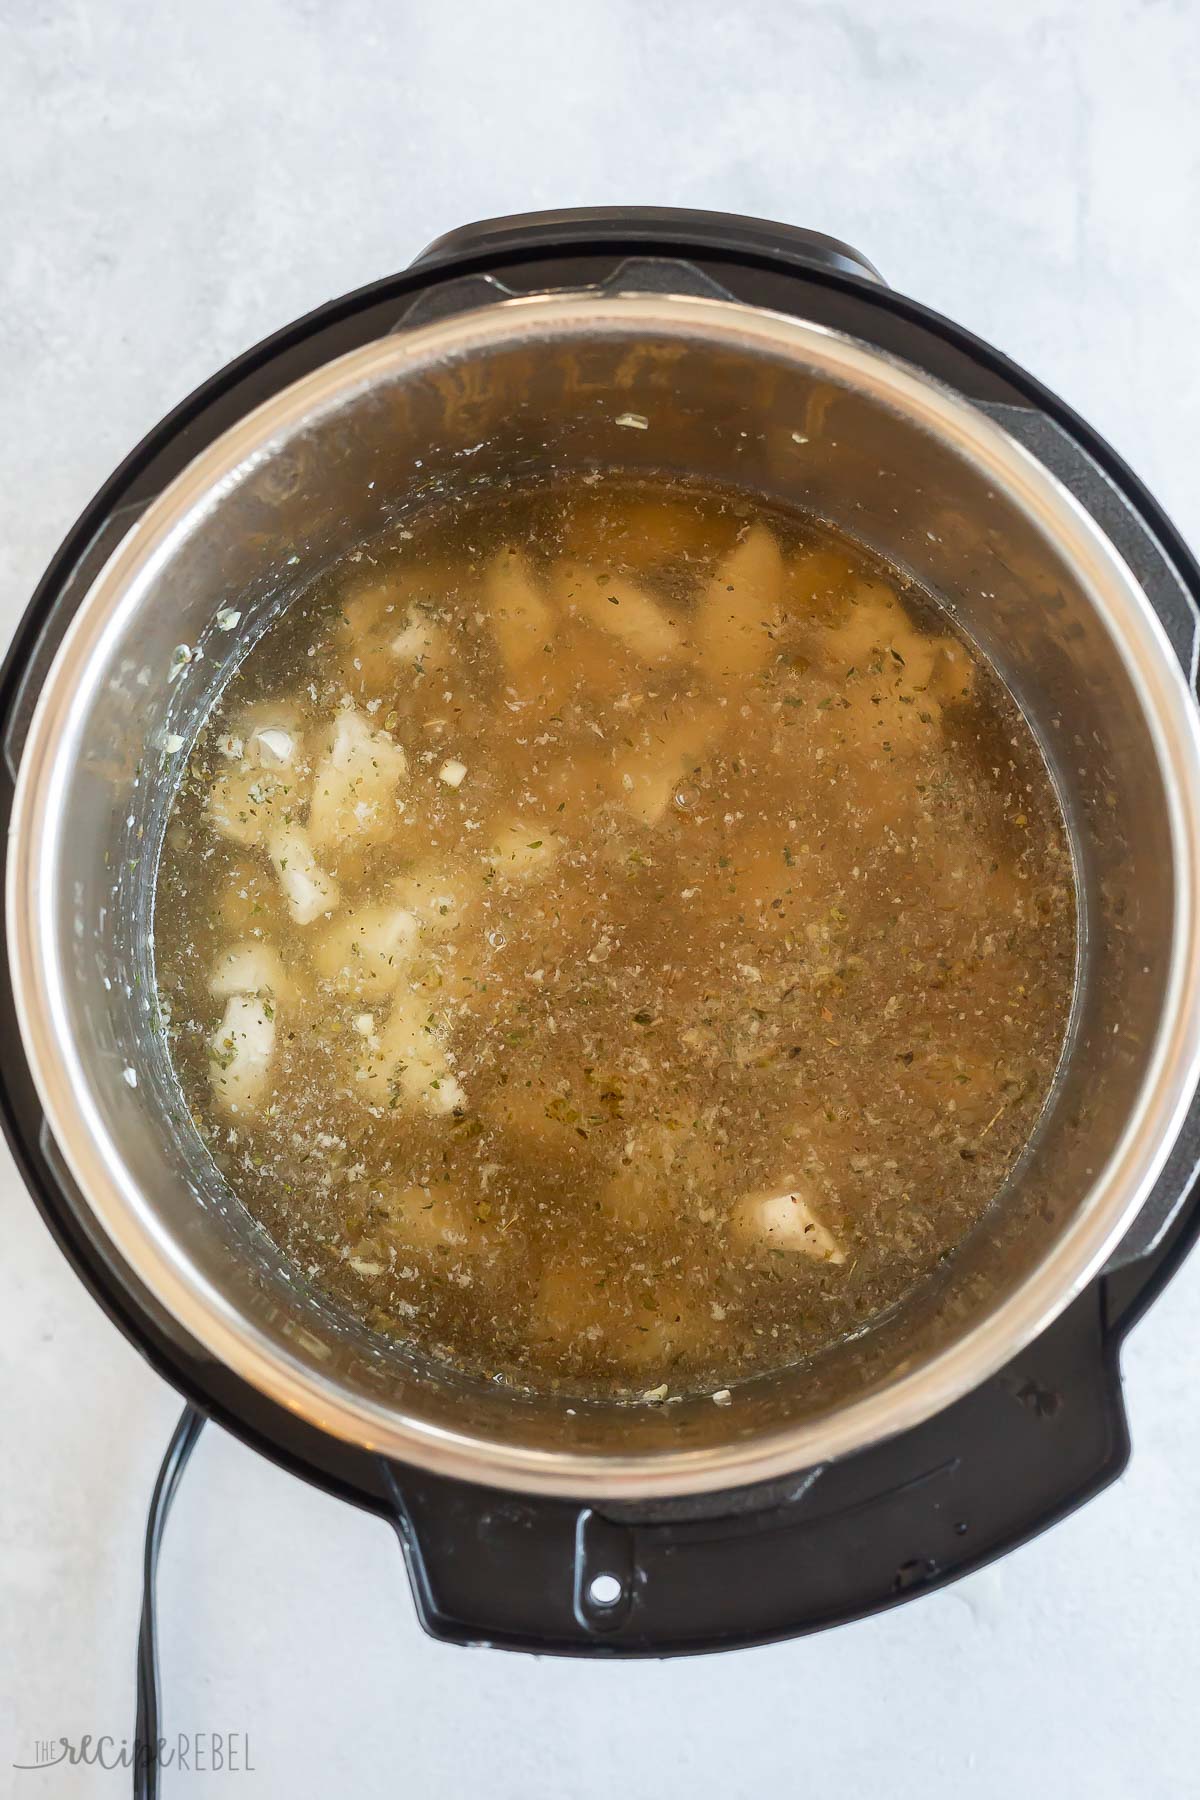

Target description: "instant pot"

left=5, top=208, right=1200, bottom=1656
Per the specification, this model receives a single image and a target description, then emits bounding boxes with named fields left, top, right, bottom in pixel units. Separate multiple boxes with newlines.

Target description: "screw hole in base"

left=587, top=1572, right=624, bottom=1608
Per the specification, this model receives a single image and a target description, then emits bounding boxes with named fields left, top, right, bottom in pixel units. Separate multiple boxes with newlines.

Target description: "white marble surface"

left=3, top=0, right=1200, bottom=1793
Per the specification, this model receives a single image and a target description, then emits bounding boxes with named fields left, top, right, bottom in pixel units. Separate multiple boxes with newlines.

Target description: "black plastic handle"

left=414, top=206, right=885, bottom=286
left=380, top=1276, right=1143, bottom=1657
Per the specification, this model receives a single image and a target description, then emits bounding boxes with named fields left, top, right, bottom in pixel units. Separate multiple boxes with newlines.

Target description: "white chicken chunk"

left=208, top=941, right=293, bottom=1001
left=208, top=994, right=276, bottom=1117
left=207, top=767, right=293, bottom=848
left=392, top=863, right=478, bottom=935
left=313, top=903, right=420, bottom=995
left=730, top=1184, right=845, bottom=1263
left=695, top=522, right=784, bottom=677
left=484, top=548, right=556, bottom=674
left=355, top=985, right=466, bottom=1116
left=554, top=561, right=687, bottom=663
left=615, top=703, right=726, bottom=826
left=380, top=1184, right=484, bottom=1254
left=482, top=819, right=559, bottom=880
left=390, top=605, right=448, bottom=668
left=306, top=707, right=408, bottom=850
left=267, top=825, right=340, bottom=926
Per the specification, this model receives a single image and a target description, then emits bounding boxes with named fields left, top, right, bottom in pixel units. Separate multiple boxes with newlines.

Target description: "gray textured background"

left=2, top=1, right=1199, bottom=1794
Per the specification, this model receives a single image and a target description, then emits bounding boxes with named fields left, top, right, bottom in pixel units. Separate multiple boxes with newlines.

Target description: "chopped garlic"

left=252, top=726, right=296, bottom=768
left=348, top=1257, right=383, bottom=1278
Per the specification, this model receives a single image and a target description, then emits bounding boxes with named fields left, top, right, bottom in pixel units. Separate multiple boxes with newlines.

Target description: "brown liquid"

left=154, top=476, right=1076, bottom=1398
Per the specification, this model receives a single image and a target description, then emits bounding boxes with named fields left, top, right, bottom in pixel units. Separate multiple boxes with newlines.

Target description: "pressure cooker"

left=4, top=207, right=1200, bottom=1655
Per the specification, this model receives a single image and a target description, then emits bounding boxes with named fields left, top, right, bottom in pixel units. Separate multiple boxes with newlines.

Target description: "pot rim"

left=10, top=290, right=1200, bottom=1499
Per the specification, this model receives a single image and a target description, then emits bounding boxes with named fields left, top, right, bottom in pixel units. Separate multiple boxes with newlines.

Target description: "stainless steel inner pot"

left=9, top=291, right=1200, bottom=1499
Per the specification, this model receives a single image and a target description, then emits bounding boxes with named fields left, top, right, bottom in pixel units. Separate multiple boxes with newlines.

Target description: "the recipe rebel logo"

left=12, top=1731, right=255, bottom=1776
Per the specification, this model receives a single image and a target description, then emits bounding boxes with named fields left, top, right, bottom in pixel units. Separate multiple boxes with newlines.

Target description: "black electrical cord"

left=133, top=1404, right=206, bottom=1800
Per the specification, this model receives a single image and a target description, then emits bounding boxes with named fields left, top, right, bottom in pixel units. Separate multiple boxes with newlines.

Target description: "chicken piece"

left=611, top=1285, right=705, bottom=1372
left=520, top=751, right=622, bottom=838
left=614, top=701, right=727, bottom=826
left=337, top=565, right=460, bottom=697
left=723, top=828, right=823, bottom=927
left=553, top=561, right=688, bottom=664
left=484, top=547, right=557, bottom=675
left=557, top=621, right=639, bottom=703
left=820, top=584, right=941, bottom=688
left=354, top=984, right=466, bottom=1116
left=207, top=767, right=296, bottom=848
left=208, top=941, right=294, bottom=1002
left=832, top=678, right=943, bottom=760
left=924, top=835, right=1025, bottom=923
left=392, top=862, right=479, bottom=936
left=897, top=1049, right=1004, bottom=1131
left=379, top=1183, right=489, bottom=1256
left=306, top=707, right=408, bottom=850
left=208, top=994, right=276, bottom=1118
left=389, top=605, right=450, bottom=670
left=335, top=586, right=408, bottom=699
left=782, top=546, right=860, bottom=626
left=533, top=1258, right=610, bottom=1350
left=267, top=825, right=340, bottom=926
left=486, top=1069, right=601, bottom=1152
left=694, top=522, right=785, bottom=677
left=313, top=902, right=420, bottom=995
left=481, top=819, right=559, bottom=881
left=729, top=1183, right=845, bottom=1263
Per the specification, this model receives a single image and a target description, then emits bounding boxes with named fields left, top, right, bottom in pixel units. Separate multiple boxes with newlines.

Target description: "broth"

left=154, top=476, right=1075, bottom=1398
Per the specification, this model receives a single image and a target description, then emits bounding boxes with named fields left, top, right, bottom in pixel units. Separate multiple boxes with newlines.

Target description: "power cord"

left=133, top=1405, right=206, bottom=1800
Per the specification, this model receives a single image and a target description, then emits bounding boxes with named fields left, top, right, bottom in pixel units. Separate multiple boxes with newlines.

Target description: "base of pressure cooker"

left=6, top=1111, right=1197, bottom=1656
left=4, top=207, right=1200, bottom=1656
